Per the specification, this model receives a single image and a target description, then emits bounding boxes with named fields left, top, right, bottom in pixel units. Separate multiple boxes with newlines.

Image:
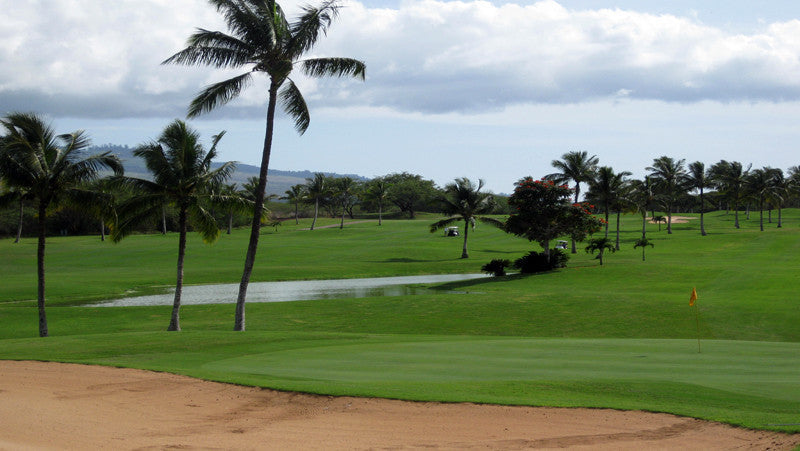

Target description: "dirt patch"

left=1, top=360, right=797, bottom=450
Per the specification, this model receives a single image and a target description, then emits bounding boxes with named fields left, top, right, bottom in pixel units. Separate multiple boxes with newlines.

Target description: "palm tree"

left=710, top=160, right=750, bottom=229
left=586, top=166, right=631, bottom=249
left=585, top=237, right=616, bottom=266
left=110, top=120, right=237, bottom=331
left=746, top=168, right=774, bottom=232
left=331, top=176, right=357, bottom=229
left=546, top=151, right=599, bottom=253
left=429, top=178, right=502, bottom=259
left=633, top=237, right=654, bottom=261
left=305, top=172, right=328, bottom=230
left=365, top=177, right=389, bottom=226
left=164, top=0, right=365, bottom=331
left=767, top=169, right=790, bottom=228
left=628, top=177, right=654, bottom=241
left=647, top=156, right=687, bottom=234
left=686, top=161, right=712, bottom=236
left=282, top=184, right=305, bottom=225
left=0, top=112, right=123, bottom=337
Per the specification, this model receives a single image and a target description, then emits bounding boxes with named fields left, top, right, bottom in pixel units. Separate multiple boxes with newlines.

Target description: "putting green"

left=204, top=337, right=800, bottom=403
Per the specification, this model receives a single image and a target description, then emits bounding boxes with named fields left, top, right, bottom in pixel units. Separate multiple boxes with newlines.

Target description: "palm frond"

left=188, top=72, right=253, bottom=118
left=111, top=193, right=166, bottom=242
left=279, top=79, right=310, bottom=134
left=187, top=201, right=221, bottom=243
left=289, top=0, right=339, bottom=55
left=302, top=57, right=366, bottom=80
left=429, top=217, right=459, bottom=233
left=476, top=216, right=505, bottom=229
left=163, top=30, right=254, bottom=68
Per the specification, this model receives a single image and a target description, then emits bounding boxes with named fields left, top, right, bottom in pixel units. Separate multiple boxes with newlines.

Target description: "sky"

left=2, top=0, right=800, bottom=194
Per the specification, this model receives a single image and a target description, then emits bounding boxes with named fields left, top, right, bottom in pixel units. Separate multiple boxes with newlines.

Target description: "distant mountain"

left=90, top=144, right=368, bottom=196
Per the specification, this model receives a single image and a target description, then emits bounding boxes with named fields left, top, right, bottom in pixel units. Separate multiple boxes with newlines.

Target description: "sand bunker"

left=1, top=360, right=797, bottom=450
left=648, top=215, right=696, bottom=224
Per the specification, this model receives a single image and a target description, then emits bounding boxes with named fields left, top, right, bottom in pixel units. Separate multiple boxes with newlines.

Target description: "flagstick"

left=693, top=305, right=701, bottom=353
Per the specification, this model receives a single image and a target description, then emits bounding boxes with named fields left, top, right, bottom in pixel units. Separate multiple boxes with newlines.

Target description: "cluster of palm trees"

left=1, top=0, right=366, bottom=336
left=547, top=151, right=800, bottom=255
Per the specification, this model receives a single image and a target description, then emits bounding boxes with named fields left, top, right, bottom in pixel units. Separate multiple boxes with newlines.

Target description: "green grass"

left=2, top=210, right=800, bottom=432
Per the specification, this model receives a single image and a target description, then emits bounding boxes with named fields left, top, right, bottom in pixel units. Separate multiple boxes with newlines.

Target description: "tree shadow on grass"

left=371, top=257, right=452, bottom=263
left=431, top=273, right=531, bottom=291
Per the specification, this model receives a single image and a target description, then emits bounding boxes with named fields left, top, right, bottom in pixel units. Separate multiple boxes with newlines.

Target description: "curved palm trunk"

left=15, top=197, right=23, bottom=243
left=36, top=202, right=48, bottom=337
left=168, top=207, right=188, bottom=331
left=461, top=218, right=470, bottom=259
left=699, top=188, right=706, bottom=236
left=615, top=211, right=621, bottom=250
left=311, top=198, right=319, bottom=230
left=234, top=81, right=278, bottom=332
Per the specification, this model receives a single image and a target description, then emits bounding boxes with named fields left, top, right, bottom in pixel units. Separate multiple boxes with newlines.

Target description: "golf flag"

left=689, top=287, right=698, bottom=306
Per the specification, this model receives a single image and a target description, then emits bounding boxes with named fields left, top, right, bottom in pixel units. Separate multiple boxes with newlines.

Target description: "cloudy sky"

left=2, top=0, right=800, bottom=193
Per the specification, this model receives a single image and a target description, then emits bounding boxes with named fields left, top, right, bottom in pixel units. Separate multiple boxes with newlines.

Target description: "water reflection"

left=91, top=273, right=489, bottom=307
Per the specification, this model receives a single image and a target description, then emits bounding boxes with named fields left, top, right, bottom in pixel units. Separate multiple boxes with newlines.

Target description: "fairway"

left=2, top=211, right=800, bottom=434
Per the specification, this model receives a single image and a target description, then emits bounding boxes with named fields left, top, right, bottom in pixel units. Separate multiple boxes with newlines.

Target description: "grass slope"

left=1, top=210, right=800, bottom=432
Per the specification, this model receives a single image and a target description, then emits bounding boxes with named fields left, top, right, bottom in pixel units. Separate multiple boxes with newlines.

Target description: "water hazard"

left=91, top=273, right=490, bottom=307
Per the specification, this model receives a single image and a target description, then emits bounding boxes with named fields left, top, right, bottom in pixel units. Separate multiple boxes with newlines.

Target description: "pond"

left=91, top=273, right=490, bottom=307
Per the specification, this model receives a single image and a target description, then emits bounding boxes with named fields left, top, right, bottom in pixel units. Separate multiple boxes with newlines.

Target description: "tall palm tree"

left=710, top=160, right=750, bottom=229
left=767, top=169, right=790, bottom=228
left=746, top=167, right=778, bottom=232
left=365, top=177, right=389, bottom=226
left=0, top=112, right=123, bottom=337
left=628, top=177, right=654, bottom=241
left=546, top=151, right=599, bottom=253
left=686, top=161, right=712, bottom=236
left=110, top=120, right=237, bottom=332
left=647, top=156, right=687, bottom=234
left=586, top=166, right=631, bottom=249
left=164, top=0, right=365, bottom=331
left=429, top=178, right=502, bottom=259
left=282, top=184, right=305, bottom=225
left=332, top=176, right=357, bottom=229
left=305, top=172, right=328, bottom=230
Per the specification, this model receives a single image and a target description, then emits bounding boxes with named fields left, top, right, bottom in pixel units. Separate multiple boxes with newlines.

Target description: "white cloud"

left=2, top=0, right=800, bottom=119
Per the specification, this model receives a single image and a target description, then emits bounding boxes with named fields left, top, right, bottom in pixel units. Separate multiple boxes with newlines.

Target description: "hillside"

left=91, top=144, right=368, bottom=196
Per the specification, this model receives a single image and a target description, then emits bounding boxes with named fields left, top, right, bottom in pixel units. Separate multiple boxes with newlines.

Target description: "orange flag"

left=689, top=287, right=698, bottom=306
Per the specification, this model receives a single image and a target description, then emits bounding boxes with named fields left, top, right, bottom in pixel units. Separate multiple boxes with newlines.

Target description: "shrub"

left=481, top=259, right=511, bottom=276
left=514, top=249, right=569, bottom=273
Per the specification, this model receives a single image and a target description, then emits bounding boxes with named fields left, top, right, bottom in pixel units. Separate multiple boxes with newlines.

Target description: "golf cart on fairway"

left=444, top=226, right=459, bottom=236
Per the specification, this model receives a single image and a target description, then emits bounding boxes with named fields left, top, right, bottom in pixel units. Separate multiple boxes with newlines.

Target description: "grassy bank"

left=1, top=210, right=799, bottom=431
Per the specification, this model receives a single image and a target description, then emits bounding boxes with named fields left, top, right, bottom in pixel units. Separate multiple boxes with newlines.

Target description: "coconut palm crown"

left=164, top=0, right=365, bottom=331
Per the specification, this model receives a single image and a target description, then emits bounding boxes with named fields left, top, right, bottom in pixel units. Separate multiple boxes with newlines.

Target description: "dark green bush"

left=513, top=249, right=569, bottom=273
left=481, top=259, right=511, bottom=276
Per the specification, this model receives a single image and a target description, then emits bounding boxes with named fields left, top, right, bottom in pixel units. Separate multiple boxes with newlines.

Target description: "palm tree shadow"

left=373, top=257, right=452, bottom=263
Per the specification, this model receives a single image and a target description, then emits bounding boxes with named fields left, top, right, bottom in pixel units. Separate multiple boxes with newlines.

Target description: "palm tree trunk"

left=234, top=81, right=279, bottom=332
left=461, top=218, right=469, bottom=259
left=340, top=207, right=345, bottom=229
left=734, top=200, right=740, bottom=228
left=168, top=207, right=187, bottom=331
left=641, top=212, right=646, bottom=240
left=759, top=198, right=764, bottom=232
left=615, top=211, right=621, bottom=250
left=667, top=202, right=673, bottom=234
left=100, top=219, right=105, bottom=242
left=227, top=212, right=233, bottom=234
left=162, top=205, right=167, bottom=234
left=36, top=202, right=49, bottom=337
left=14, top=197, right=23, bottom=243
left=778, top=206, right=783, bottom=228
left=311, top=198, right=319, bottom=230
left=294, top=201, right=299, bottom=225
left=700, top=189, right=706, bottom=236
left=378, top=201, right=383, bottom=226
left=604, top=204, right=609, bottom=238
left=571, top=187, right=579, bottom=253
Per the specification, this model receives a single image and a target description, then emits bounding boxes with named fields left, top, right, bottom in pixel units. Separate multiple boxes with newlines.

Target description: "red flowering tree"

left=505, top=178, right=604, bottom=263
